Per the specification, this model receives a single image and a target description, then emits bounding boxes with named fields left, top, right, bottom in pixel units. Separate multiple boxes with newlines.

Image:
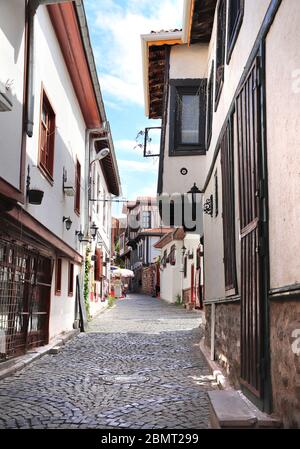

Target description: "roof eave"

left=141, top=31, right=184, bottom=118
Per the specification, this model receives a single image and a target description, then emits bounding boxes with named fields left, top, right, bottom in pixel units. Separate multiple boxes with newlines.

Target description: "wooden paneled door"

left=236, top=54, right=269, bottom=409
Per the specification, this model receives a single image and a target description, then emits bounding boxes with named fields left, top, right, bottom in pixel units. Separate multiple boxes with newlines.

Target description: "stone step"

left=208, top=390, right=282, bottom=428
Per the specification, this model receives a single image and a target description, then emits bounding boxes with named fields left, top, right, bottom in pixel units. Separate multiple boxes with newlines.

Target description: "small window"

left=162, top=249, right=167, bottom=267
left=103, top=192, right=106, bottom=228
left=215, top=0, right=226, bottom=110
left=39, top=89, right=55, bottom=180
left=94, top=248, right=103, bottom=282
left=169, top=245, right=176, bottom=265
left=55, top=258, right=62, bottom=295
left=75, top=159, right=81, bottom=214
left=183, top=256, right=187, bottom=278
left=68, top=262, right=74, bottom=296
left=214, top=170, right=219, bottom=217
left=142, top=211, right=151, bottom=229
left=169, top=79, right=207, bottom=156
left=96, top=174, right=100, bottom=214
left=221, top=117, right=237, bottom=294
left=227, top=0, right=244, bottom=63
left=206, top=62, right=214, bottom=149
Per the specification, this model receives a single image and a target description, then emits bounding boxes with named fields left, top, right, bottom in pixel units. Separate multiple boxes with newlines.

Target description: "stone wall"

left=204, top=302, right=241, bottom=388
left=269, top=299, right=300, bottom=428
left=142, top=266, right=155, bottom=296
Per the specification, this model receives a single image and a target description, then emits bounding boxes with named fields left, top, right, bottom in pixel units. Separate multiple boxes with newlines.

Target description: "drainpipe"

left=26, top=0, right=72, bottom=137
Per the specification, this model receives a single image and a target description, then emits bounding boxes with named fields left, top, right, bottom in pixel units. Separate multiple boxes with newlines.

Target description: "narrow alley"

left=0, top=295, right=216, bottom=429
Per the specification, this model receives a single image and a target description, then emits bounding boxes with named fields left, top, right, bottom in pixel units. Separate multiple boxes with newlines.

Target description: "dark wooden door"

left=236, top=57, right=265, bottom=400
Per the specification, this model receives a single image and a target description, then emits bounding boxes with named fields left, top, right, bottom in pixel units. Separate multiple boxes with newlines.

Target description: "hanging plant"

left=84, top=245, right=91, bottom=318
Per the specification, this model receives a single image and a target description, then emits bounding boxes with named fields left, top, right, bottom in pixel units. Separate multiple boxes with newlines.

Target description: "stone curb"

left=199, top=337, right=233, bottom=391
left=0, top=329, right=80, bottom=381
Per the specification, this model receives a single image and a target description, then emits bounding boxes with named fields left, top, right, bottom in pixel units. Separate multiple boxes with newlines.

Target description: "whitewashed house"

left=0, top=0, right=120, bottom=360
left=141, top=0, right=300, bottom=428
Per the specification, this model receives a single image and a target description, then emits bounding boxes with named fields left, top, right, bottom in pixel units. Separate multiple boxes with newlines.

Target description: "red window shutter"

left=95, top=248, right=103, bottom=281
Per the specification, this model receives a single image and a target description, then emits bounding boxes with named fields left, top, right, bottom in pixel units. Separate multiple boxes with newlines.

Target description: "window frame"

left=214, top=169, right=219, bottom=217
left=169, top=244, right=176, bottom=266
left=183, top=256, right=187, bottom=278
left=221, top=116, right=237, bottom=295
left=226, top=0, right=244, bottom=64
left=74, top=158, right=81, bottom=215
left=206, top=61, right=214, bottom=150
left=142, top=211, right=151, bottom=229
left=55, top=257, right=62, bottom=296
left=68, top=262, right=74, bottom=297
left=215, top=0, right=227, bottom=111
left=169, top=79, right=207, bottom=156
left=38, top=86, right=56, bottom=182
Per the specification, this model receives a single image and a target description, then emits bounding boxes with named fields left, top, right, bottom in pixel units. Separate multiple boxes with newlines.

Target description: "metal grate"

left=0, top=237, right=51, bottom=361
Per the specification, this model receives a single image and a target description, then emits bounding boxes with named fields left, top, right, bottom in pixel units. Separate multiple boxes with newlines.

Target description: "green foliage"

left=84, top=245, right=91, bottom=319
left=107, top=295, right=116, bottom=308
left=175, top=294, right=182, bottom=306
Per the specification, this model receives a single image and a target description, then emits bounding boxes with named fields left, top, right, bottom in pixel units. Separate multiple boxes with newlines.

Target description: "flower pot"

left=28, top=189, right=44, bottom=205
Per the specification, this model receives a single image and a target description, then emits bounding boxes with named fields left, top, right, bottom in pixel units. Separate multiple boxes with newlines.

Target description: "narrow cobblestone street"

left=0, top=295, right=217, bottom=429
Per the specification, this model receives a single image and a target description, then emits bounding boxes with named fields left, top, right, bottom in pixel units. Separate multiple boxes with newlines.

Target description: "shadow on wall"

left=0, top=0, right=25, bottom=64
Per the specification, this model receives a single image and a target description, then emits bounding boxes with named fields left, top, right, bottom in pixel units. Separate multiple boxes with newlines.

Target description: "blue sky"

left=84, top=0, right=183, bottom=216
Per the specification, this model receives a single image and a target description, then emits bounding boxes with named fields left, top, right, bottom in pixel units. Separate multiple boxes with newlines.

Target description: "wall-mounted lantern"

left=90, top=222, right=99, bottom=240
left=75, top=230, right=84, bottom=242
left=63, top=216, right=72, bottom=231
left=203, top=195, right=213, bottom=217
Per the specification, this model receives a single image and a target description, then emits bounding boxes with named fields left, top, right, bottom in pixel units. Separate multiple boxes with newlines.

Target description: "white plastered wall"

left=0, top=0, right=25, bottom=188
left=162, top=43, right=208, bottom=195
left=24, top=6, right=86, bottom=252
left=265, top=0, right=300, bottom=289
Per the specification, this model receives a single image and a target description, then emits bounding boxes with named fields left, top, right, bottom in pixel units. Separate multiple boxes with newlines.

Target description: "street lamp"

left=188, top=182, right=201, bottom=221
left=63, top=216, right=72, bottom=231
left=90, top=147, right=110, bottom=166
left=90, top=222, right=99, bottom=240
left=75, top=230, right=84, bottom=242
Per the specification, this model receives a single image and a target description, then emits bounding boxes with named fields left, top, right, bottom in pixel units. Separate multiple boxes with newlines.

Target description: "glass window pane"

left=181, top=94, right=199, bottom=144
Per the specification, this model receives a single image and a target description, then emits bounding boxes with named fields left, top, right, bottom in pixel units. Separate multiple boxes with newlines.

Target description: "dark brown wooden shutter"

left=221, top=118, right=237, bottom=293
left=94, top=248, right=103, bottom=281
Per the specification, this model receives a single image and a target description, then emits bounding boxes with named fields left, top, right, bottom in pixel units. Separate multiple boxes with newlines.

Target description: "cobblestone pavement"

left=0, top=294, right=217, bottom=429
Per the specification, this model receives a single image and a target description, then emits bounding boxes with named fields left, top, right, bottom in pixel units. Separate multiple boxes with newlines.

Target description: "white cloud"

left=118, top=158, right=159, bottom=173
left=115, top=139, right=137, bottom=151
left=87, top=0, right=183, bottom=105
